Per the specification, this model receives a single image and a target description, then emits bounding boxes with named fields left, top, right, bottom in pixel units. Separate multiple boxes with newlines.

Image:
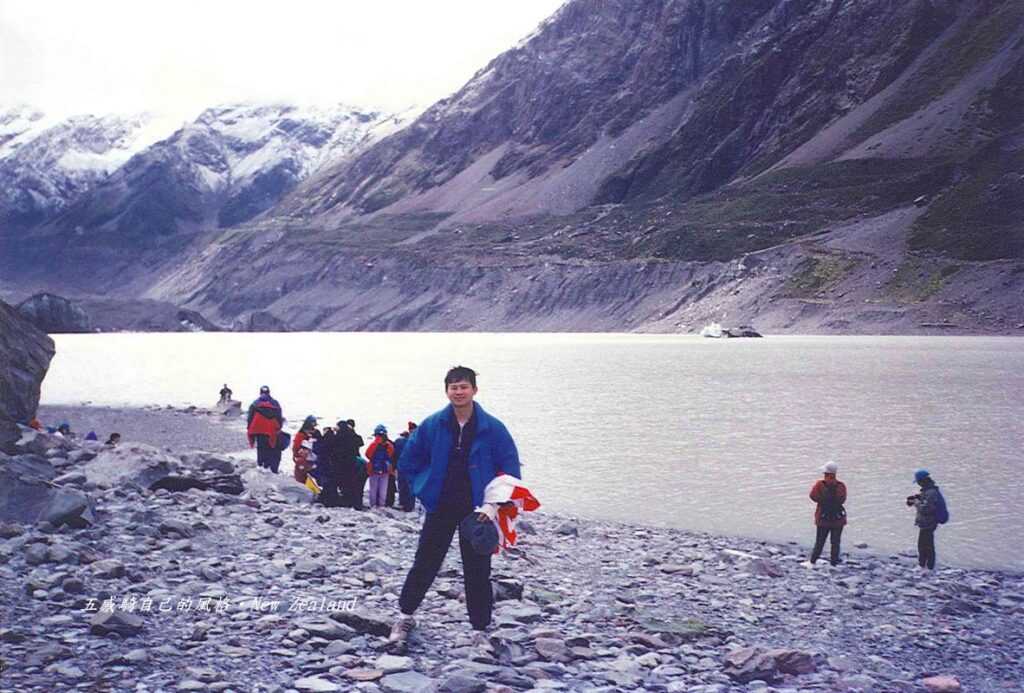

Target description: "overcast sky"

left=0, top=0, right=565, bottom=121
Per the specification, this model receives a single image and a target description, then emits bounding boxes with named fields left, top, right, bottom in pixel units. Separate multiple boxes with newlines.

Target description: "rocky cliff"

left=0, top=300, right=55, bottom=452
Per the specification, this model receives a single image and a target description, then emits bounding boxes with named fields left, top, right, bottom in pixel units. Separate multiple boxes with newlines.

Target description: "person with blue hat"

left=365, top=425, right=394, bottom=508
left=906, top=469, right=949, bottom=570
left=387, top=365, right=521, bottom=651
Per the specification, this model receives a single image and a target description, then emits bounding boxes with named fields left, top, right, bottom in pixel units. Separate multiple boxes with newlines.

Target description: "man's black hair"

left=444, top=365, right=477, bottom=388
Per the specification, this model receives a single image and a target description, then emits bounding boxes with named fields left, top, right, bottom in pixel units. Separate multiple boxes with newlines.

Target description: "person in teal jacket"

left=387, top=366, right=520, bottom=650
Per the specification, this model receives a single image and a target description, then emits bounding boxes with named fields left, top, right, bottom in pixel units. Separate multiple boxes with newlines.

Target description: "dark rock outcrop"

left=17, top=292, right=91, bottom=333
left=0, top=300, right=55, bottom=452
left=236, top=311, right=289, bottom=332
left=0, top=453, right=95, bottom=528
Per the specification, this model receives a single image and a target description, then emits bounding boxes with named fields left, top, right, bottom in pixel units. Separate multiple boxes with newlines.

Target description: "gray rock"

left=90, top=608, right=144, bottom=636
left=493, top=577, right=524, bottom=601
left=768, top=648, right=817, bottom=674
left=330, top=609, right=391, bottom=637
left=535, top=637, right=572, bottom=662
left=374, top=654, right=413, bottom=673
left=0, top=300, right=55, bottom=453
left=723, top=647, right=778, bottom=683
left=25, top=543, right=51, bottom=565
left=379, top=670, right=436, bottom=693
left=91, top=558, right=126, bottom=578
left=295, top=618, right=354, bottom=641
left=294, top=558, right=327, bottom=579
left=159, top=518, right=196, bottom=538
left=293, top=676, right=343, bottom=691
left=436, top=674, right=487, bottom=693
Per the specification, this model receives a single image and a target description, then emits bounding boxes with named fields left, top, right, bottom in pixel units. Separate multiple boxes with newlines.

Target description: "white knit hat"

left=821, top=461, right=838, bottom=474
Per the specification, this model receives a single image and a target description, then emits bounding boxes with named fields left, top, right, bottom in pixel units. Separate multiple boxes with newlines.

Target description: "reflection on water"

left=43, top=333, right=1024, bottom=571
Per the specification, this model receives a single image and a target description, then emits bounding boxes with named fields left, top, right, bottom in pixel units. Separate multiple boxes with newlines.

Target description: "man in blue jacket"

left=387, top=366, right=520, bottom=650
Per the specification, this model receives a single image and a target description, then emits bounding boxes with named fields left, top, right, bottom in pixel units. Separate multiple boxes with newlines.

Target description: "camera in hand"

left=906, top=493, right=922, bottom=506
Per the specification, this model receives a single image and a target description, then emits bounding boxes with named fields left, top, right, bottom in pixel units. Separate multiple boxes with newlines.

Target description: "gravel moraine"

left=1, top=422, right=1022, bottom=692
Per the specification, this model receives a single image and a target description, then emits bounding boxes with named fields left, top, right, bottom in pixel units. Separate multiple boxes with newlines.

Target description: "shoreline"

left=35, top=402, right=1023, bottom=577
left=2, top=414, right=1022, bottom=691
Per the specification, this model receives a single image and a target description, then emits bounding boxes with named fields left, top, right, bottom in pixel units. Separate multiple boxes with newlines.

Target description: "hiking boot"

left=386, top=614, right=415, bottom=652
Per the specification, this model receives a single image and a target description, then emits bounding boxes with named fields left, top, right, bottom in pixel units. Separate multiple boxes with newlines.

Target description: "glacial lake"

left=41, top=333, right=1024, bottom=571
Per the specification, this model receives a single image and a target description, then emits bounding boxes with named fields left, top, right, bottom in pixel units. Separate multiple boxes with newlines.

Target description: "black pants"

left=255, top=435, right=281, bottom=473
left=399, top=507, right=492, bottom=630
left=397, top=474, right=414, bottom=511
left=811, top=525, right=843, bottom=565
left=386, top=474, right=397, bottom=507
left=353, top=468, right=368, bottom=510
left=918, top=528, right=936, bottom=569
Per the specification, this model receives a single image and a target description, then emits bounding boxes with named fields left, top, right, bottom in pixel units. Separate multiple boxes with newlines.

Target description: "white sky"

left=0, top=0, right=565, bottom=120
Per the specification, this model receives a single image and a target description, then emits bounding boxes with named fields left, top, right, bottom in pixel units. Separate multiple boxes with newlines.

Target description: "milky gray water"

left=42, top=333, right=1024, bottom=571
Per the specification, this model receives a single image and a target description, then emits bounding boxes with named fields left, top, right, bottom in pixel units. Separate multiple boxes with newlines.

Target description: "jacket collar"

left=440, top=401, right=490, bottom=432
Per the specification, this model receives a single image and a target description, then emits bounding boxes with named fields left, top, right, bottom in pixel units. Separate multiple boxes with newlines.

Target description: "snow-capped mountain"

left=160, top=103, right=408, bottom=227
left=0, top=106, right=182, bottom=228
left=0, top=102, right=412, bottom=293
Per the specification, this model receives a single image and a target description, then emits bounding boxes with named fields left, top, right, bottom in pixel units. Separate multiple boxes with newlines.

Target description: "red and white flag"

left=475, top=474, right=540, bottom=552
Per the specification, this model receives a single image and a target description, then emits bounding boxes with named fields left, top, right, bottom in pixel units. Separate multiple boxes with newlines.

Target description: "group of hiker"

left=244, top=387, right=419, bottom=512
left=806, top=462, right=949, bottom=571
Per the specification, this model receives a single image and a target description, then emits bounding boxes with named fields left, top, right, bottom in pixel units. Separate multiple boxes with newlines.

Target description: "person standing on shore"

left=393, top=422, right=417, bottom=512
left=347, top=419, right=368, bottom=509
left=907, top=469, right=948, bottom=570
left=219, top=383, right=233, bottom=404
left=387, top=366, right=521, bottom=651
left=247, top=386, right=283, bottom=471
left=807, top=461, right=847, bottom=566
left=292, top=416, right=319, bottom=484
left=365, top=425, right=394, bottom=509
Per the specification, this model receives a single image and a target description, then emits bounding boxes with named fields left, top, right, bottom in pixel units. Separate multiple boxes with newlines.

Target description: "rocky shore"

left=1, top=423, right=1022, bottom=693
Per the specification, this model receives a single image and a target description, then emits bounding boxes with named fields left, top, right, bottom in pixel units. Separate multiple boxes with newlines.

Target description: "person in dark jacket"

left=347, top=419, right=367, bottom=509
left=317, top=427, right=343, bottom=507
left=387, top=366, right=521, bottom=650
left=394, top=422, right=417, bottom=512
left=907, top=469, right=943, bottom=570
left=807, top=461, right=847, bottom=566
left=247, top=386, right=283, bottom=471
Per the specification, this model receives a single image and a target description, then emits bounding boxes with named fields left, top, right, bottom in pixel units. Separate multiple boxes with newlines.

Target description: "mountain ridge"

left=1, top=0, right=1022, bottom=334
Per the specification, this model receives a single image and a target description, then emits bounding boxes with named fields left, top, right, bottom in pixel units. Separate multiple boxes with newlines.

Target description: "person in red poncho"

left=247, top=386, right=284, bottom=473
left=807, top=460, right=847, bottom=566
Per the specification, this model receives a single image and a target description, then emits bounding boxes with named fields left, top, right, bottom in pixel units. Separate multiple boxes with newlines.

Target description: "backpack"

left=819, top=483, right=846, bottom=522
left=934, top=487, right=950, bottom=524
left=276, top=431, right=291, bottom=452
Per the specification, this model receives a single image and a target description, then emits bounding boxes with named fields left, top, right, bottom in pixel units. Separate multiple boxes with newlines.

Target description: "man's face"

left=446, top=379, right=478, bottom=408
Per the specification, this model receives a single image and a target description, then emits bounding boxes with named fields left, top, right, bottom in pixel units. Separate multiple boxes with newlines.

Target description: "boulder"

left=723, top=647, right=778, bottom=683
left=89, top=609, right=144, bottom=636
left=0, top=301, right=55, bottom=453
left=215, top=399, right=242, bottom=417
left=82, top=444, right=178, bottom=488
left=922, top=675, right=962, bottom=693
left=329, top=609, right=391, bottom=637
left=0, top=458, right=95, bottom=527
left=16, top=293, right=91, bottom=333
left=768, top=648, right=817, bottom=674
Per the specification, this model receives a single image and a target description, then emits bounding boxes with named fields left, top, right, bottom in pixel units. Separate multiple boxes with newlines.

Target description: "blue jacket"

left=398, top=402, right=520, bottom=513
